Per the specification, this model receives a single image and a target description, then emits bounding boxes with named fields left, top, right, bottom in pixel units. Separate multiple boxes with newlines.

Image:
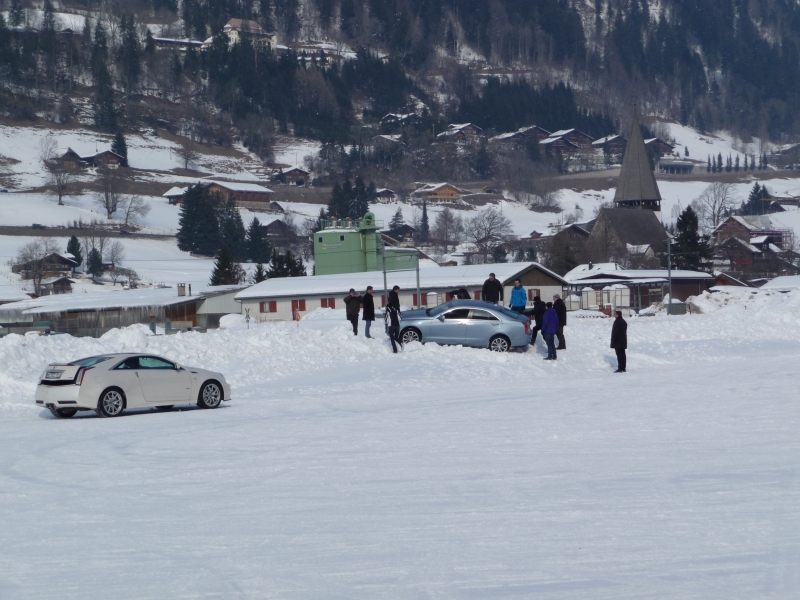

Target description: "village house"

left=547, top=129, right=595, bottom=149
left=488, top=125, right=551, bottom=150
left=411, top=182, right=468, bottom=203
left=58, top=148, right=126, bottom=169
left=644, top=137, right=675, bottom=158
left=38, top=276, right=73, bottom=296
left=379, top=112, right=424, bottom=132
left=592, top=134, right=627, bottom=161
left=235, top=262, right=567, bottom=322
left=273, top=167, right=310, bottom=186
left=222, top=18, right=277, bottom=49
left=162, top=186, right=188, bottom=205
left=564, top=262, right=714, bottom=312
left=658, top=158, right=694, bottom=175
left=539, top=136, right=581, bottom=157
left=0, top=286, right=245, bottom=337
left=374, top=188, right=397, bottom=202
left=201, top=180, right=275, bottom=209
left=436, top=123, right=484, bottom=145
left=712, top=215, right=794, bottom=250
left=151, top=36, right=204, bottom=50
left=12, top=253, right=78, bottom=278
left=262, top=219, right=298, bottom=248
left=372, top=134, right=405, bottom=150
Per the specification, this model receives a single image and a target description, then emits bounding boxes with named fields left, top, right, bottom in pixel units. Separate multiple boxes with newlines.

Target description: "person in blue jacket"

left=541, top=301, right=559, bottom=360
left=508, top=278, right=526, bottom=313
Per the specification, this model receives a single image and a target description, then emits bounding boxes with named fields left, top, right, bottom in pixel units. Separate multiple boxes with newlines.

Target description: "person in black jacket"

left=482, top=273, right=504, bottom=304
left=610, top=310, right=627, bottom=372
left=529, top=296, right=546, bottom=344
left=362, top=286, right=375, bottom=338
left=343, top=288, right=362, bottom=335
left=387, top=285, right=401, bottom=312
left=553, top=294, right=567, bottom=350
left=385, top=285, right=402, bottom=352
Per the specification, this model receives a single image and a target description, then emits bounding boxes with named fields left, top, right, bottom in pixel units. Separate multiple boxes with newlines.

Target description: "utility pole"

left=667, top=236, right=673, bottom=316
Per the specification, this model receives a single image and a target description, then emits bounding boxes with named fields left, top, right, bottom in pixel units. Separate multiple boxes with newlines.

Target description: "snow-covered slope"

left=0, top=289, right=798, bottom=598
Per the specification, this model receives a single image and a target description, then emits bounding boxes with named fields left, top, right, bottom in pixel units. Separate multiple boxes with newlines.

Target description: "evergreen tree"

left=252, top=262, right=267, bottom=283
left=491, top=245, right=507, bottom=263
left=725, top=155, right=732, bottom=172
left=93, top=67, right=117, bottom=131
left=673, top=206, right=711, bottom=271
left=209, top=245, right=246, bottom=285
left=350, top=176, right=369, bottom=219
left=87, top=247, right=103, bottom=277
left=111, top=131, right=128, bottom=166
left=267, top=249, right=306, bottom=277
left=473, top=140, right=492, bottom=178
left=145, top=29, right=155, bottom=56
left=10, top=0, right=24, bottom=27
left=741, top=182, right=769, bottom=215
left=762, top=153, right=768, bottom=169
left=388, top=207, right=405, bottom=236
left=217, top=200, right=246, bottom=260
left=716, top=153, right=723, bottom=172
left=118, top=13, right=142, bottom=95
left=177, top=186, right=221, bottom=255
left=734, top=155, right=740, bottom=171
left=66, top=236, right=82, bottom=268
left=246, top=217, right=272, bottom=263
left=706, top=155, right=711, bottom=172
left=419, top=199, right=430, bottom=243
left=328, top=181, right=349, bottom=219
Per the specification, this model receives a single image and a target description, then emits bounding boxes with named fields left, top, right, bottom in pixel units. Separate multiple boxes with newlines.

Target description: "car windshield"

left=68, top=355, right=113, bottom=367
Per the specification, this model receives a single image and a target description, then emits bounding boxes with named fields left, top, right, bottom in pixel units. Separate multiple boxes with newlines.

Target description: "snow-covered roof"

left=550, top=129, right=575, bottom=137
left=204, top=180, right=274, bottom=193
left=0, top=286, right=243, bottom=316
left=163, top=186, right=187, bottom=197
left=564, top=264, right=713, bottom=284
left=626, top=243, right=652, bottom=254
left=761, top=275, right=800, bottom=290
left=412, top=182, right=466, bottom=194
left=540, top=137, right=579, bottom=147
left=750, top=235, right=768, bottom=244
left=236, top=262, right=566, bottom=301
left=592, top=135, right=622, bottom=146
left=563, top=263, right=621, bottom=280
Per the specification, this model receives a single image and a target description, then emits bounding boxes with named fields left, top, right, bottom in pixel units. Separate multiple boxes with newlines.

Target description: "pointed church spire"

left=614, top=106, right=662, bottom=211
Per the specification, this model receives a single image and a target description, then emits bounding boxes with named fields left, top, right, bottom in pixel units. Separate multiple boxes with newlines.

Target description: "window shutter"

left=269, top=301, right=277, bottom=313
left=473, top=291, right=481, bottom=300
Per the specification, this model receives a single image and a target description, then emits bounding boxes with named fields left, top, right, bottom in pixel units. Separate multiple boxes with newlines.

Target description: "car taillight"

left=75, top=367, right=88, bottom=385
left=523, top=320, right=530, bottom=335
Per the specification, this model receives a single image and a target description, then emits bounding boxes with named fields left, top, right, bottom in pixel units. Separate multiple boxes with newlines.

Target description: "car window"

left=69, top=355, right=113, bottom=367
left=138, top=356, right=175, bottom=369
left=428, top=302, right=455, bottom=317
left=444, top=308, right=470, bottom=319
left=468, top=309, right=498, bottom=321
left=114, top=357, right=140, bottom=370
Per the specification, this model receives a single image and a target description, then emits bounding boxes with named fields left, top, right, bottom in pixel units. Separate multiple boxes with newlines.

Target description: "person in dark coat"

left=362, top=286, right=375, bottom=338
left=529, top=295, right=546, bottom=344
left=384, top=303, right=401, bottom=353
left=541, top=301, right=559, bottom=360
left=481, top=272, right=504, bottom=304
left=553, top=294, right=567, bottom=350
left=343, top=288, right=362, bottom=335
left=387, top=285, right=401, bottom=312
left=610, top=310, right=627, bottom=372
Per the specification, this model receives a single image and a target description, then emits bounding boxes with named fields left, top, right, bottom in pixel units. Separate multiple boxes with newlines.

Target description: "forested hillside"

left=2, top=0, right=800, bottom=153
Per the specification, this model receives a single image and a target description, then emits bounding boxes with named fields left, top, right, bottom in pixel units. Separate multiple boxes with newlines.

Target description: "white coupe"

left=35, top=353, right=231, bottom=418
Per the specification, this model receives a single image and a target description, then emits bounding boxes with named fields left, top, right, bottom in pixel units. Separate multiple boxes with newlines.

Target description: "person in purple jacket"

left=541, top=301, right=559, bottom=360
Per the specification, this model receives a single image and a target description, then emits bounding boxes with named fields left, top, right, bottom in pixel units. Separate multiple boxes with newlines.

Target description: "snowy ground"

left=0, top=290, right=798, bottom=599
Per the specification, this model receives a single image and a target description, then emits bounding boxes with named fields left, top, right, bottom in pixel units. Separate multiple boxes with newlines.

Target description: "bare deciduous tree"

left=95, top=167, right=124, bottom=218
left=693, top=182, right=734, bottom=233
left=13, top=238, right=60, bottom=295
left=465, top=207, right=514, bottom=263
left=120, top=195, right=150, bottom=227
left=175, top=139, right=199, bottom=170
left=40, top=133, right=74, bottom=206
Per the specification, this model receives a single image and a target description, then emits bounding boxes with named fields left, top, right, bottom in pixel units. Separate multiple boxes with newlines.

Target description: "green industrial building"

left=313, top=212, right=419, bottom=276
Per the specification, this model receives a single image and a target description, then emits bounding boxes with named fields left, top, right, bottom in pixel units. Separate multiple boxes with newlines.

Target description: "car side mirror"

left=437, top=315, right=445, bottom=322
left=175, top=363, right=183, bottom=371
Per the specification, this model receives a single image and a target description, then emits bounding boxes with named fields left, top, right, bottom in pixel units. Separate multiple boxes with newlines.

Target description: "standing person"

left=529, top=295, right=546, bottom=345
left=553, top=294, right=567, bottom=350
left=610, top=310, right=627, bottom=372
left=387, top=285, right=401, bottom=312
left=509, top=278, right=526, bottom=313
left=362, top=286, right=375, bottom=338
left=343, top=288, right=362, bottom=335
left=384, top=301, right=401, bottom=353
left=481, top=272, right=504, bottom=304
left=541, top=301, right=559, bottom=360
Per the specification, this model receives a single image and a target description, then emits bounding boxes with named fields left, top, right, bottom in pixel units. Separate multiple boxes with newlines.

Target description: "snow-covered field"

left=0, top=289, right=798, bottom=599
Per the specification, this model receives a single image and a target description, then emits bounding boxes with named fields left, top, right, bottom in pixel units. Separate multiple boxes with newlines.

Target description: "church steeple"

left=613, top=107, right=662, bottom=211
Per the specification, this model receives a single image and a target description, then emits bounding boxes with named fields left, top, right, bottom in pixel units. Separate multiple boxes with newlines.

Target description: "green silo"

left=313, top=212, right=418, bottom=275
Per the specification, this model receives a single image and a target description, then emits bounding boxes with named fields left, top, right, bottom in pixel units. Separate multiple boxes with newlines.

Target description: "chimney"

left=177, top=283, right=186, bottom=297
left=188, top=284, right=192, bottom=296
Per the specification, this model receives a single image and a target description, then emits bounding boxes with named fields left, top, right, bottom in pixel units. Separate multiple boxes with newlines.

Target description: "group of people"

left=342, top=273, right=629, bottom=371
left=485, top=272, right=628, bottom=372
left=343, top=284, right=403, bottom=353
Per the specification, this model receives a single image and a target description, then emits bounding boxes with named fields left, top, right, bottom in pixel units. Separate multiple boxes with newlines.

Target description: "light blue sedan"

left=398, top=300, right=531, bottom=352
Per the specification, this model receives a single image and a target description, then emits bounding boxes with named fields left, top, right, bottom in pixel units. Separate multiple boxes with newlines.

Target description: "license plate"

left=45, top=370, right=64, bottom=379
